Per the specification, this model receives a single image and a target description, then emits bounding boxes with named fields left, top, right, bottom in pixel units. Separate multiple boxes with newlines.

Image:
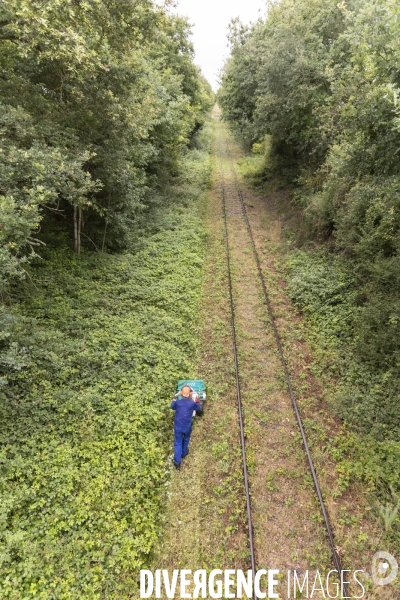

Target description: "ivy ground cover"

left=0, top=132, right=211, bottom=598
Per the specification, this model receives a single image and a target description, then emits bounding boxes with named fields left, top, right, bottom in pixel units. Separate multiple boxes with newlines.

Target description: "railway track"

left=217, top=125, right=348, bottom=599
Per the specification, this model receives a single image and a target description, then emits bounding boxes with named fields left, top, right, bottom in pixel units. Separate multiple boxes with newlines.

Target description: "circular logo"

left=372, top=551, right=398, bottom=586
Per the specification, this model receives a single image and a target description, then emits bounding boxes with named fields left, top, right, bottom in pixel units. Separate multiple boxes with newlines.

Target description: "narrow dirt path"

left=151, top=110, right=386, bottom=599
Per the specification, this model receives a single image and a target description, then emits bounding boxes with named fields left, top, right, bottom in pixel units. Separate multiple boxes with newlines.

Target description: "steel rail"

left=223, top=136, right=349, bottom=599
left=218, top=131, right=257, bottom=599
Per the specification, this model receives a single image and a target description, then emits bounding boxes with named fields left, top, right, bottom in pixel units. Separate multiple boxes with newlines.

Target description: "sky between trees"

left=170, top=0, right=267, bottom=90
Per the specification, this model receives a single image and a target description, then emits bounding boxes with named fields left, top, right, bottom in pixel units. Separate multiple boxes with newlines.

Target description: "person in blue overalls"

left=171, top=385, right=202, bottom=469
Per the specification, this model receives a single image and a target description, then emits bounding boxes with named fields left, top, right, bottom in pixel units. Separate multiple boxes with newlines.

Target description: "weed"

left=376, top=487, right=400, bottom=532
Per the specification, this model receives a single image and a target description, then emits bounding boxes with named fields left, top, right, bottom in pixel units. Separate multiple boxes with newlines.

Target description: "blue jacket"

left=171, top=397, right=202, bottom=431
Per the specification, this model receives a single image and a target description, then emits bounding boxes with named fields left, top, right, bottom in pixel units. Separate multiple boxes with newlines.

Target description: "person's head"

left=181, top=385, right=191, bottom=397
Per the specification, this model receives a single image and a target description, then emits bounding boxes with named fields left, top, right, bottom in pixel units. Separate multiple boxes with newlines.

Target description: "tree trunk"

left=102, top=193, right=111, bottom=253
left=77, top=207, right=82, bottom=256
left=102, top=220, right=108, bottom=253
left=73, top=205, right=82, bottom=255
left=73, top=205, right=78, bottom=253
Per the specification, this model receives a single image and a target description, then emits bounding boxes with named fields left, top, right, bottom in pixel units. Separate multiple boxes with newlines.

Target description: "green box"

left=177, top=379, right=206, bottom=399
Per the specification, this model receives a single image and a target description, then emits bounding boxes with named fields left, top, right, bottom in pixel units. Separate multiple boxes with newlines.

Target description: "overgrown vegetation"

left=219, top=0, right=400, bottom=546
left=0, top=116, right=212, bottom=597
left=0, top=3, right=215, bottom=593
left=0, top=0, right=213, bottom=286
left=285, top=250, right=400, bottom=547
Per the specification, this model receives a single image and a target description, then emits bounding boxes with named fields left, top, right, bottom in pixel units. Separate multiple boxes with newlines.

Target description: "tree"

left=0, top=0, right=213, bottom=281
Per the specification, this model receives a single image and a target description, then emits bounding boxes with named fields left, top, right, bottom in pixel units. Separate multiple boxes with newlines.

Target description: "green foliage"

left=0, top=103, right=100, bottom=285
left=219, top=0, right=345, bottom=165
left=0, top=0, right=214, bottom=286
left=377, top=487, right=399, bottom=532
left=287, top=250, right=355, bottom=343
left=286, top=249, right=400, bottom=439
left=286, top=249, right=400, bottom=552
left=220, top=0, right=400, bottom=481
left=0, top=127, right=211, bottom=598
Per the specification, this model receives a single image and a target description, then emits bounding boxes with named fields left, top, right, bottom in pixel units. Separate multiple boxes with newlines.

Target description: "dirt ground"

left=150, top=111, right=395, bottom=599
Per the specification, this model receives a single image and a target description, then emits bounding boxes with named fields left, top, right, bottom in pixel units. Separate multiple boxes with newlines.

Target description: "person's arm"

left=170, top=400, right=177, bottom=410
left=193, top=401, right=202, bottom=412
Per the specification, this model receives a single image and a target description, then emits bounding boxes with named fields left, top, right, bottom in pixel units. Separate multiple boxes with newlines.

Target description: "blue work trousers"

left=174, top=426, right=192, bottom=464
